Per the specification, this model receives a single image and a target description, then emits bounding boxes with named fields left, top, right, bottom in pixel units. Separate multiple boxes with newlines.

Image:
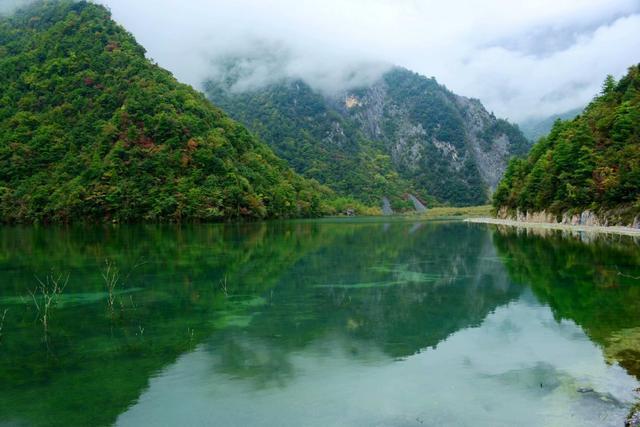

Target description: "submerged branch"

left=30, top=271, right=69, bottom=339
left=0, top=308, right=7, bottom=345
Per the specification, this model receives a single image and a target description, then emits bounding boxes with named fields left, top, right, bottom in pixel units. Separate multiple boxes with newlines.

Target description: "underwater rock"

left=627, top=404, right=640, bottom=427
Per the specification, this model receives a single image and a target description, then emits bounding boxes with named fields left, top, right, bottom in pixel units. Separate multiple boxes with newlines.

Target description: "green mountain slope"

left=207, top=67, right=530, bottom=206
left=206, top=78, right=423, bottom=210
left=0, top=1, right=328, bottom=223
left=494, top=65, right=640, bottom=219
left=518, top=107, right=583, bottom=142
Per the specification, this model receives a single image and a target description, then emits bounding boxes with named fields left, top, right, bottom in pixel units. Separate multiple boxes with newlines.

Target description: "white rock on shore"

left=466, top=217, right=640, bottom=237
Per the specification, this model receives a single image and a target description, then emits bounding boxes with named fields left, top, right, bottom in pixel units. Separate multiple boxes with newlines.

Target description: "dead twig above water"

left=102, top=259, right=120, bottom=318
left=0, top=308, right=7, bottom=345
left=616, top=271, right=640, bottom=280
left=103, top=258, right=146, bottom=320
left=29, top=271, right=68, bottom=339
left=219, top=274, right=229, bottom=297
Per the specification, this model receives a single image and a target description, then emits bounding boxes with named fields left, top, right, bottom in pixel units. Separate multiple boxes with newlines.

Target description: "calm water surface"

left=1, top=219, right=639, bottom=426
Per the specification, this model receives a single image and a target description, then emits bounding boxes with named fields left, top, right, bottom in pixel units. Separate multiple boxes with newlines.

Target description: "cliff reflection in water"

left=492, top=226, right=640, bottom=378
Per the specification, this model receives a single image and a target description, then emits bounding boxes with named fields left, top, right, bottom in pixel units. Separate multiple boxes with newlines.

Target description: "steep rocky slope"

left=207, top=67, right=530, bottom=206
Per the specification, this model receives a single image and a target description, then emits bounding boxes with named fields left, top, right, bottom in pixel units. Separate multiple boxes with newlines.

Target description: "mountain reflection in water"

left=0, top=220, right=638, bottom=426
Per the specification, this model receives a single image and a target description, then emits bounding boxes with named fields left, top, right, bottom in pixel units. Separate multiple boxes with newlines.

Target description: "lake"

left=1, top=219, right=639, bottom=426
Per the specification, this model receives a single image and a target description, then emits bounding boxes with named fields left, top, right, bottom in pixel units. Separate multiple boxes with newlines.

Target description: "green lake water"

left=1, top=219, right=640, bottom=426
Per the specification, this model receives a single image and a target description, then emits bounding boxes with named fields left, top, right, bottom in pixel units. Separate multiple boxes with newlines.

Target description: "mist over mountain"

left=0, top=0, right=35, bottom=15
left=98, top=0, right=640, bottom=122
left=206, top=39, right=392, bottom=96
left=2, top=0, right=638, bottom=215
left=518, top=107, right=584, bottom=142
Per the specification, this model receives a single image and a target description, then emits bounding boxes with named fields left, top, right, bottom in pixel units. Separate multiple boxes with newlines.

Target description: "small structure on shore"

left=381, top=197, right=394, bottom=216
left=408, top=194, right=427, bottom=213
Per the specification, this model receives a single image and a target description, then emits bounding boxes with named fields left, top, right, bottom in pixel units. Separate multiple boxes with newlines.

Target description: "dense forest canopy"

left=493, top=65, right=640, bottom=218
left=0, top=0, right=334, bottom=223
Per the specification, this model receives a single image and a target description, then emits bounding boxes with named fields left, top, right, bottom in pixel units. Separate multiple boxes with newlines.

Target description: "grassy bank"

left=319, top=205, right=493, bottom=221
left=408, top=205, right=493, bottom=219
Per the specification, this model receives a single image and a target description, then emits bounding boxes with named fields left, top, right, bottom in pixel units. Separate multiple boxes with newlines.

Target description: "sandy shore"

left=466, top=217, right=640, bottom=237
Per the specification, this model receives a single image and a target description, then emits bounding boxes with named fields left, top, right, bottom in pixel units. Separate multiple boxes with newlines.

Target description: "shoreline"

left=466, top=217, right=640, bottom=237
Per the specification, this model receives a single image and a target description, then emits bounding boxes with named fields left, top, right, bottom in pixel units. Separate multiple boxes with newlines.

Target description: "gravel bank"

left=466, top=217, right=640, bottom=237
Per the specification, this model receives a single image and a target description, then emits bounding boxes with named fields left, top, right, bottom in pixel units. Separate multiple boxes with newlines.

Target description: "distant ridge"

left=519, top=107, right=583, bottom=142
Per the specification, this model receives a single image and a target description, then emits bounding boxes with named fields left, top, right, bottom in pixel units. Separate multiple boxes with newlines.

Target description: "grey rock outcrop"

left=497, top=207, right=640, bottom=229
left=207, top=66, right=530, bottom=206
left=330, top=67, right=530, bottom=204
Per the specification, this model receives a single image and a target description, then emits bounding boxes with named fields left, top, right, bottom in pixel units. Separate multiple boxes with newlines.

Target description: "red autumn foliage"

left=105, top=41, right=119, bottom=52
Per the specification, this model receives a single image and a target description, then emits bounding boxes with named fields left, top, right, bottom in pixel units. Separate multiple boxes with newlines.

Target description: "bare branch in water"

left=219, top=274, right=229, bottom=296
left=30, top=271, right=68, bottom=339
left=103, top=258, right=145, bottom=319
left=102, top=259, right=120, bottom=318
left=0, top=308, right=8, bottom=345
left=617, top=271, right=640, bottom=280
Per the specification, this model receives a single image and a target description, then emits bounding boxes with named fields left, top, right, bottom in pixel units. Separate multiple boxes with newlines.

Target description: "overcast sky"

left=93, top=1, right=639, bottom=121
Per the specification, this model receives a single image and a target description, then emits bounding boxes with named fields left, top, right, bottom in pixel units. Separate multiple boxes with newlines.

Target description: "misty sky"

left=12, top=0, right=640, bottom=122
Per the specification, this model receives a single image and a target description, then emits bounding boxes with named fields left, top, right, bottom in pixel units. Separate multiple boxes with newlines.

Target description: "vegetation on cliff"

left=206, top=77, right=424, bottom=211
left=494, top=65, right=640, bottom=218
left=207, top=67, right=529, bottom=208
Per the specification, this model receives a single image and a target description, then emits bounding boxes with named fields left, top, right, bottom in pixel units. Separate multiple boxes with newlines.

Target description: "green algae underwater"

left=0, top=219, right=639, bottom=426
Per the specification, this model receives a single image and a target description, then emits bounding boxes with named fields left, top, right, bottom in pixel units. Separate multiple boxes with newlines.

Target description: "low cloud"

left=0, top=0, right=36, bottom=15
left=207, top=39, right=392, bottom=94
left=77, top=1, right=640, bottom=121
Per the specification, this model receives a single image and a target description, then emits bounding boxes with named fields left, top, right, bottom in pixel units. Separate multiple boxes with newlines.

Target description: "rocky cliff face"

left=327, top=68, right=530, bottom=205
left=454, top=96, right=513, bottom=190
left=496, top=207, right=640, bottom=229
left=333, top=70, right=528, bottom=195
left=207, top=67, right=530, bottom=206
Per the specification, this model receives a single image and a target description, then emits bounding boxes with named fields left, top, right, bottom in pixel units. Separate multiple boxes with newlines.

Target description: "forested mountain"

left=494, top=65, right=640, bottom=221
left=0, top=1, right=330, bottom=223
left=207, top=67, right=530, bottom=206
left=518, top=107, right=583, bottom=142
left=208, top=77, right=421, bottom=210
